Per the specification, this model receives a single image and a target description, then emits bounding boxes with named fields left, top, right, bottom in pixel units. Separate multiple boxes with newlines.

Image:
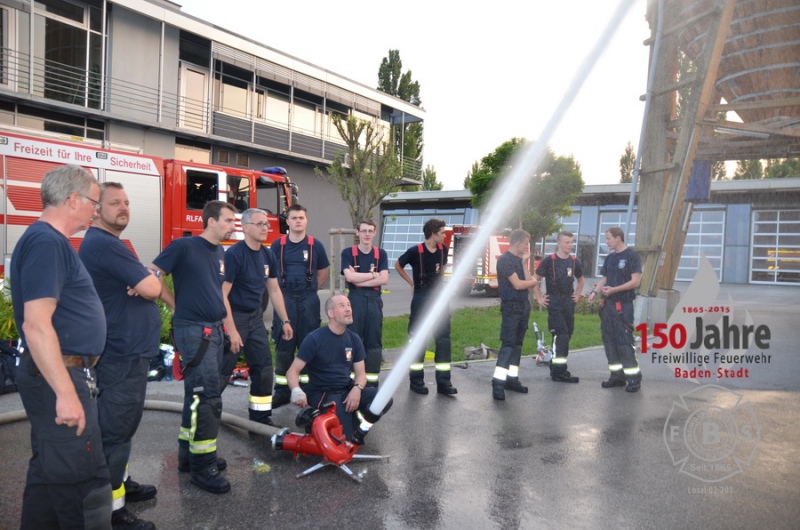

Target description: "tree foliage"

left=467, top=138, right=584, bottom=245
left=420, top=165, right=443, bottom=191
left=733, top=159, right=764, bottom=180
left=315, top=114, right=402, bottom=228
left=463, top=161, right=479, bottom=190
left=378, top=50, right=423, bottom=182
left=764, top=158, right=800, bottom=179
left=619, top=142, right=636, bottom=183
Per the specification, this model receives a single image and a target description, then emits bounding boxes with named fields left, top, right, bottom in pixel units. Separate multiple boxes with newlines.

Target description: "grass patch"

left=383, top=306, right=603, bottom=362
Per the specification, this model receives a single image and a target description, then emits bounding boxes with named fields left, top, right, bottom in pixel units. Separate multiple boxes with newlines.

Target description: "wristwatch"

left=354, top=383, right=364, bottom=390
left=281, top=320, right=291, bottom=325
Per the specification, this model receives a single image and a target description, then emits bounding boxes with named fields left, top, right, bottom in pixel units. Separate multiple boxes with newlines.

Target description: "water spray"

left=370, top=0, right=638, bottom=417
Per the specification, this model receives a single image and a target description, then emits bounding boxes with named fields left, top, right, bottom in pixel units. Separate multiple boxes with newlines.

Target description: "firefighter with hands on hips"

left=10, top=165, right=112, bottom=529
left=492, top=229, right=539, bottom=400
left=588, top=226, right=643, bottom=392
left=534, top=230, right=585, bottom=383
left=394, top=218, right=457, bottom=396
left=151, top=200, right=237, bottom=494
left=79, top=182, right=161, bottom=530
left=270, top=204, right=330, bottom=408
left=287, top=295, right=391, bottom=443
left=341, top=218, right=389, bottom=388
left=221, top=208, right=293, bottom=426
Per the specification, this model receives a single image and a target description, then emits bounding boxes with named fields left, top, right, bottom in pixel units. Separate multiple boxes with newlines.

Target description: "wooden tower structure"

left=636, top=0, right=800, bottom=297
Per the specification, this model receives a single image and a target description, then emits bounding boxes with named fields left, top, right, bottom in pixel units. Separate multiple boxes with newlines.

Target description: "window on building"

left=179, top=64, right=208, bottom=131
left=32, top=0, right=103, bottom=109
left=213, top=61, right=251, bottom=119
left=677, top=209, right=724, bottom=281
left=751, top=209, right=800, bottom=284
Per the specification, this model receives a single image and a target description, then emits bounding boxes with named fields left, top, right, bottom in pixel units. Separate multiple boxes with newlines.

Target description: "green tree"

left=732, top=159, right=764, bottom=180
left=420, top=165, right=443, bottom=191
left=619, top=142, right=636, bottom=183
left=764, top=158, right=800, bottom=179
left=463, top=161, right=479, bottom=189
left=467, top=138, right=584, bottom=245
left=378, top=50, right=423, bottom=182
left=712, top=160, right=727, bottom=180
left=315, top=114, right=402, bottom=228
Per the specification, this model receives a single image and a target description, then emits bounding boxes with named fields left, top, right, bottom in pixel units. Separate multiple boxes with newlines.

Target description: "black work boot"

left=272, top=387, right=291, bottom=408
left=111, top=507, right=155, bottom=530
left=552, top=371, right=579, bottom=383
left=492, top=380, right=506, bottom=401
left=409, top=378, right=428, bottom=395
left=601, top=373, right=626, bottom=388
left=625, top=378, right=642, bottom=393
left=124, top=477, right=157, bottom=503
left=504, top=377, right=529, bottom=393
left=190, top=465, right=231, bottom=494
left=437, top=383, right=458, bottom=395
left=178, top=445, right=227, bottom=473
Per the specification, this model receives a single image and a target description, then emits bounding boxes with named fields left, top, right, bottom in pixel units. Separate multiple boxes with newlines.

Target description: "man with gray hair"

left=11, top=164, right=112, bottom=528
left=222, top=208, right=293, bottom=426
left=80, top=182, right=161, bottom=529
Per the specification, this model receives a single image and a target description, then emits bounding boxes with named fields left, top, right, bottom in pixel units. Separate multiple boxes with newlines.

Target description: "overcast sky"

left=177, top=0, right=651, bottom=189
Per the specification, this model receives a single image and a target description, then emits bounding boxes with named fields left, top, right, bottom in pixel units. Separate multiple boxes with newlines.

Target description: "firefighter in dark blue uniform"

left=588, top=226, right=643, bottom=392
left=80, top=182, right=161, bottom=529
left=152, top=200, right=237, bottom=494
left=270, top=204, right=329, bottom=407
left=534, top=230, right=585, bottom=383
left=492, top=229, right=539, bottom=400
left=11, top=165, right=111, bottom=529
left=222, top=208, right=293, bottom=426
left=394, top=218, right=457, bottom=396
left=341, top=218, right=389, bottom=388
left=287, top=295, right=391, bottom=443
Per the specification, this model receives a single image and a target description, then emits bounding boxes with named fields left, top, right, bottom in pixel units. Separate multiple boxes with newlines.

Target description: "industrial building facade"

left=381, top=178, right=800, bottom=286
left=0, top=0, right=424, bottom=246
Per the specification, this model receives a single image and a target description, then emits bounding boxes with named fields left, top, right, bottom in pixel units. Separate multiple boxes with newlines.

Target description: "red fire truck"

left=0, top=131, right=296, bottom=268
left=443, top=225, right=510, bottom=296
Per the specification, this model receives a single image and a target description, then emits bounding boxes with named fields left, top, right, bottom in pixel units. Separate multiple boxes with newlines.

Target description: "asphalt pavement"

left=0, top=275, right=798, bottom=529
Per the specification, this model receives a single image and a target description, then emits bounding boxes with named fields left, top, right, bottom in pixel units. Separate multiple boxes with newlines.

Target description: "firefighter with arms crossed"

left=341, top=219, right=389, bottom=388
left=80, top=182, right=162, bottom=529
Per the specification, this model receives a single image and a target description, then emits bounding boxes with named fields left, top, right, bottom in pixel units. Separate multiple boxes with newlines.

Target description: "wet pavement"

left=1, top=278, right=799, bottom=529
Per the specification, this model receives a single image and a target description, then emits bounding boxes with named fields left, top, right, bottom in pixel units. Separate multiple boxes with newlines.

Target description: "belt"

left=63, top=355, right=100, bottom=368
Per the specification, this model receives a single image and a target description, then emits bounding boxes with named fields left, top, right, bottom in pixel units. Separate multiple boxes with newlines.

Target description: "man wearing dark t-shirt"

left=394, top=218, right=457, bottom=396
left=534, top=231, right=585, bottom=383
left=222, top=208, right=293, bottom=426
left=287, top=295, right=390, bottom=443
left=11, top=164, right=111, bottom=529
left=269, top=204, right=329, bottom=407
left=80, top=182, right=161, bottom=529
left=492, top=229, right=539, bottom=400
left=588, top=226, right=643, bottom=393
left=152, top=200, right=237, bottom=494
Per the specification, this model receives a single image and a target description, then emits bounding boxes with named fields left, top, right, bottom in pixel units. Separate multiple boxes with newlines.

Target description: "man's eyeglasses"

left=81, top=194, right=102, bottom=212
left=246, top=222, right=270, bottom=229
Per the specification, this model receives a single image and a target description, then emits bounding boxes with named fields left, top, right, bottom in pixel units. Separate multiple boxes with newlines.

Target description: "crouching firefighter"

left=152, top=200, right=238, bottom=494
left=286, top=295, right=392, bottom=442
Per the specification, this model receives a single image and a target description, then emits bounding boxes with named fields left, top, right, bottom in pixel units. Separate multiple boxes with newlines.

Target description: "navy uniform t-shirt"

left=153, top=236, right=226, bottom=322
left=79, top=226, right=161, bottom=360
left=224, top=240, right=278, bottom=312
left=340, top=245, right=388, bottom=291
left=297, top=326, right=365, bottom=392
left=11, top=221, right=106, bottom=356
left=600, top=247, right=642, bottom=303
left=535, top=254, right=583, bottom=296
left=496, top=251, right=529, bottom=302
left=397, top=243, right=448, bottom=291
left=270, top=235, right=329, bottom=292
